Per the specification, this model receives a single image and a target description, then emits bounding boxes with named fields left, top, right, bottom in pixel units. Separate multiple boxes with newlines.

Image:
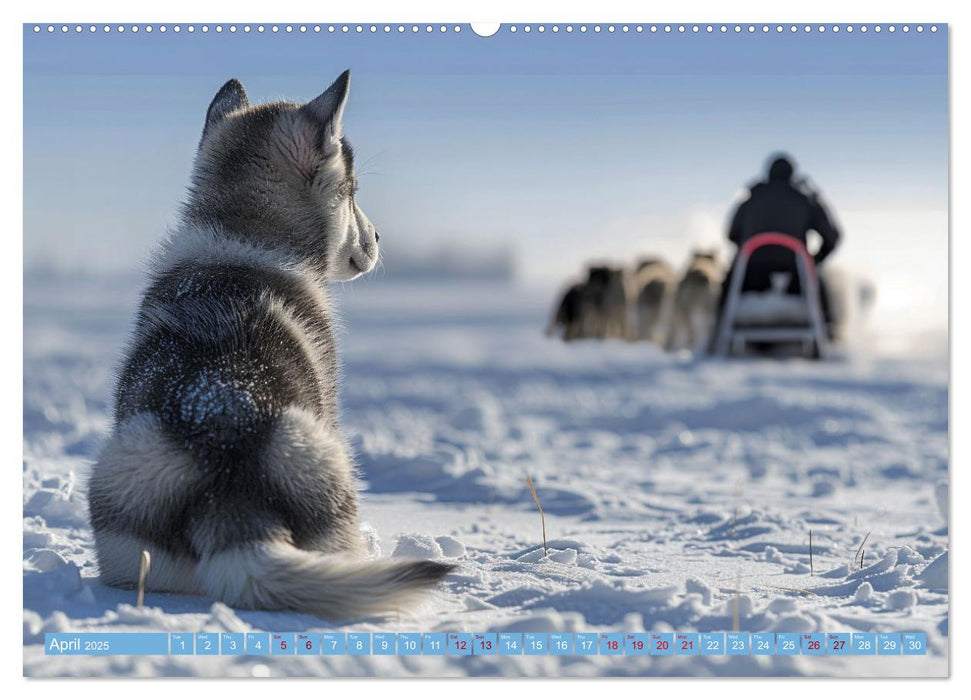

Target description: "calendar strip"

left=45, top=631, right=928, bottom=657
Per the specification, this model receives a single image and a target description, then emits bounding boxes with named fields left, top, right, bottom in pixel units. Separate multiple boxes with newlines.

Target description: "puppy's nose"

left=375, top=231, right=380, bottom=243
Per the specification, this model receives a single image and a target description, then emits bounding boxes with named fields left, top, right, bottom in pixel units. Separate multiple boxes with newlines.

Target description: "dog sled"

left=711, top=233, right=828, bottom=359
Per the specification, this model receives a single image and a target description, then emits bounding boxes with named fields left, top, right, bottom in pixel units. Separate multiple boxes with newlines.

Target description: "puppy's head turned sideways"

left=186, top=71, right=379, bottom=281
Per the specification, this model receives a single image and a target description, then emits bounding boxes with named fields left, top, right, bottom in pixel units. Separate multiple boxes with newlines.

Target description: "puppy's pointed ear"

left=203, top=79, right=249, bottom=140
left=301, top=70, right=350, bottom=149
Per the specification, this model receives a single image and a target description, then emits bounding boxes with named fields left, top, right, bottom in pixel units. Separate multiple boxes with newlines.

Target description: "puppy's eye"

left=337, top=179, right=357, bottom=198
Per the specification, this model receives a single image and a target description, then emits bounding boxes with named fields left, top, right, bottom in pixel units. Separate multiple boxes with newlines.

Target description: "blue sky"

left=24, top=25, right=948, bottom=328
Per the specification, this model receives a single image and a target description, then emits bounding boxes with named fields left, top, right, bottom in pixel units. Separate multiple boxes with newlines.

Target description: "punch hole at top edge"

left=471, top=23, right=501, bottom=37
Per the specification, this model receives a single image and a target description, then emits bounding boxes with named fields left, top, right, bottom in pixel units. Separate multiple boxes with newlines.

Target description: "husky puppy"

left=87, top=72, right=453, bottom=619
left=665, top=251, right=723, bottom=352
left=629, top=257, right=674, bottom=343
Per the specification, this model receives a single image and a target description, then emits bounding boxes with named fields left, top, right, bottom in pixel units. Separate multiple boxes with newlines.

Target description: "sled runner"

left=711, top=232, right=828, bottom=359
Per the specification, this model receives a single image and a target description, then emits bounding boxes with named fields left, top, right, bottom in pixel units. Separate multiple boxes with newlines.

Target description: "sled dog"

left=629, top=257, right=674, bottom=343
left=547, top=281, right=586, bottom=341
left=665, top=251, right=723, bottom=352
left=547, top=265, right=627, bottom=341
left=87, top=72, right=453, bottom=619
left=597, top=266, right=630, bottom=339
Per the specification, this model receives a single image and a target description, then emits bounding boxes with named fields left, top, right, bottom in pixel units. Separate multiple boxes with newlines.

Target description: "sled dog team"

left=547, top=251, right=724, bottom=352
left=547, top=253, right=874, bottom=352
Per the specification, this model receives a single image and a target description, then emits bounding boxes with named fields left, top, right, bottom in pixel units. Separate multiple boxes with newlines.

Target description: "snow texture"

left=23, top=274, right=948, bottom=677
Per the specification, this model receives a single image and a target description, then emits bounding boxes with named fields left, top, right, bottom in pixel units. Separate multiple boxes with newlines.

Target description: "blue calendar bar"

left=447, top=632, right=472, bottom=655
left=45, top=633, right=169, bottom=656
left=550, top=632, right=572, bottom=655
left=575, top=632, right=598, bottom=655
left=296, top=633, right=321, bottom=655
left=170, top=633, right=193, bottom=655
left=498, top=632, right=522, bottom=655
left=321, top=632, right=346, bottom=655
left=474, top=632, right=497, bottom=655
left=727, top=632, right=749, bottom=656
left=221, top=633, right=244, bottom=655
left=701, top=632, right=725, bottom=655
left=676, top=632, right=699, bottom=655
left=600, top=632, right=624, bottom=656
left=878, top=633, right=902, bottom=655
left=41, top=630, right=930, bottom=656
left=827, top=633, right=851, bottom=655
left=246, top=632, right=269, bottom=655
left=372, top=633, right=396, bottom=655
left=777, top=632, right=800, bottom=655
left=423, top=633, right=447, bottom=655
left=751, top=633, right=774, bottom=655
left=271, top=633, right=294, bottom=655
left=650, top=632, right=673, bottom=655
left=524, top=632, right=548, bottom=655
left=625, top=632, right=649, bottom=656
left=854, top=633, right=877, bottom=655
left=196, top=632, right=219, bottom=655
left=903, top=633, right=927, bottom=655
left=801, top=632, right=825, bottom=656
left=347, top=633, right=370, bottom=655
left=398, top=633, right=422, bottom=655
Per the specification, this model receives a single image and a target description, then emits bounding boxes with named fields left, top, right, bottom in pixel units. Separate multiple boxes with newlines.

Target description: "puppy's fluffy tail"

left=196, top=540, right=454, bottom=620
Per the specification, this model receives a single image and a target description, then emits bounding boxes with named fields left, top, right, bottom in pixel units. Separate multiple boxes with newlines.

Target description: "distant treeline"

left=379, top=242, right=514, bottom=281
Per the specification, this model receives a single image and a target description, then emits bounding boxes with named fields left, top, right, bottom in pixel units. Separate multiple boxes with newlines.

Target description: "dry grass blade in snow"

left=855, top=532, right=871, bottom=570
left=810, top=530, right=814, bottom=576
left=525, top=476, right=548, bottom=556
left=136, top=550, right=151, bottom=608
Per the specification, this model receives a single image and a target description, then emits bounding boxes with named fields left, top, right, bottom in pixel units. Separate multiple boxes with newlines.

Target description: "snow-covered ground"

left=23, top=271, right=948, bottom=677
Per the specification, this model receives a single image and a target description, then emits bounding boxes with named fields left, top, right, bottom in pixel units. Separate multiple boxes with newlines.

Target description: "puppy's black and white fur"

left=87, top=72, right=453, bottom=619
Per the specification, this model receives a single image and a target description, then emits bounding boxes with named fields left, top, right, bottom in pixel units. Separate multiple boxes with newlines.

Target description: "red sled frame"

left=711, top=232, right=828, bottom=359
